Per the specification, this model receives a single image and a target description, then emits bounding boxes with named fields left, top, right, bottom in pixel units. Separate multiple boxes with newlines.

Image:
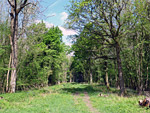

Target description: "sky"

left=37, top=0, right=76, bottom=46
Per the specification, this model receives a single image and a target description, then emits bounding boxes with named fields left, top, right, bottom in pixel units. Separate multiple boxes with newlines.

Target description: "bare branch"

left=17, top=2, right=36, bottom=14
left=21, top=0, right=28, bottom=6
left=7, top=0, right=15, bottom=8
left=17, top=0, right=29, bottom=14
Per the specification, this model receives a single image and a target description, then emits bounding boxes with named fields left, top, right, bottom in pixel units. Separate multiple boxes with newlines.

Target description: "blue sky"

left=41, top=0, right=69, bottom=26
left=39, top=0, right=76, bottom=46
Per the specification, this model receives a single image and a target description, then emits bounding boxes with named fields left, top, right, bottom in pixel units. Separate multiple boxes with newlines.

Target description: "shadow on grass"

left=61, top=84, right=120, bottom=96
left=61, top=83, right=138, bottom=97
left=62, top=86, right=99, bottom=94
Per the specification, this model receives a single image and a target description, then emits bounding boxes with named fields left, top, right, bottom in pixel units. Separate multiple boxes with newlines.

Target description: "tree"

left=7, top=0, right=36, bottom=93
left=67, top=0, right=133, bottom=96
left=17, top=22, right=48, bottom=89
left=71, top=23, right=114, bottom=86
left=17, top=23, right=66, bottom=88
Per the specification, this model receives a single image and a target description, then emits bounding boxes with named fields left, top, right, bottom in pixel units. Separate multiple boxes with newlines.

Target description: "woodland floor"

left=0, top=83, right=149, bottom=113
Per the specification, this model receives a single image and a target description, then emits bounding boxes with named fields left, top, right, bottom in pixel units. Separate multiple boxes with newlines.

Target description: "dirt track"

left=73, top=92, right=99, bottom=113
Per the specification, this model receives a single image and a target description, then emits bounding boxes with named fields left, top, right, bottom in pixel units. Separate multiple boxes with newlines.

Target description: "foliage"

left=17, top=22, right=69, bottom=89
left=66, top=0, right=150, bottom=94
left=0, top=20, right=10, bottom=93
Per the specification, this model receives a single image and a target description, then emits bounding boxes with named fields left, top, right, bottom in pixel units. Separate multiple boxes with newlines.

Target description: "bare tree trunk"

left=114, top=60, right=119, bottom=89
left=116, top=42, right=125, bottom=96
left=6, top=54, right=11, bottom=92
left=70, top=71, right=72, bottom=83
left=9, top=0, right=17, bottom=93
left=146, top=65, right=149, bottom=89
left=90, top=71, right=93, bottom=84
left=10, top=13, right=18, bottom=93
left=104, top=62, right=110, bottom=89
left=58, top=74, right=60, bottom=84
left=88, top=58, right=93, bottom=84
left=105, top=70, right=109, bottom=89
left=7, top=0, right=32, bottom=93
left=58, top=80, right=60, bottom=85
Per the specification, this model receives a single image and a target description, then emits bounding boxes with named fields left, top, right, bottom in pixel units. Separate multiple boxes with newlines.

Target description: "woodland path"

left=73, top=92, right=99, bottom=113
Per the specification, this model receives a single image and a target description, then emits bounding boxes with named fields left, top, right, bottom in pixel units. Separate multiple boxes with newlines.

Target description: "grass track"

left=0, top=83, right=149, bottom=113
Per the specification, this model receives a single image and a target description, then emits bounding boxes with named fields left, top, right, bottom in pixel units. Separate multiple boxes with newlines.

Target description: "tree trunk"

left=6, top=54, right=11, bottom=92
left=89, top=58, right=93, bottom=84
left=7, top=0, right=31, bottom=93
left=104, top=62, right=110, bottom=89
left=90, top=71, right=93, bottom=84
left=115, top=42, right=125, bottom=96
left=137, top=56, right=143, bottom=95
left=137, top=43, right=143, bottom=95
left=146, top=65, right=149, bottom=90
left=58, top=80, right=60, bottom=85
left=105, top=71, right=109, bottom=89
left=10, top=5, right=18, bottom=93
left=114, top=60, right=119, bottom=89
left=69, top=71, right=72, bottom=83
left=137, top=64, right=142, bottom=94
left=58, top=74, right=60, bottom=84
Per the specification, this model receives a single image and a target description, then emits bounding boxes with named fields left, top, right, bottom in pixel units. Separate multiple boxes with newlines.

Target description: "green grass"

left=0, top=83, right=149, bottom=113
left=91, top=94, right=147, bottom=113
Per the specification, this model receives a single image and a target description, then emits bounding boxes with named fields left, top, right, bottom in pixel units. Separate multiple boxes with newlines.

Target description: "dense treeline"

left=17, top=23, right=69, bottom=89
left=0, top=20, right=71, bottom=92
left=0, top=0, right=71, bottom=93
left=66, top=0, right=150, bottom=96
left=1, top=0, right=150, bottom=96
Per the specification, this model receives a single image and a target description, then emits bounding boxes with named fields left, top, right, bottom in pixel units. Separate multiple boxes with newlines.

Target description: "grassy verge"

left=0, top=84, right=89, bottom=113
left=0, top=83, right=149, bottom=113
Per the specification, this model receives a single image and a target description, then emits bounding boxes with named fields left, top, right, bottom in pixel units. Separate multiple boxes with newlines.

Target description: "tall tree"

left=67, top=0, right=133, bottom=96
left=7, top=0, right=35, bottom=93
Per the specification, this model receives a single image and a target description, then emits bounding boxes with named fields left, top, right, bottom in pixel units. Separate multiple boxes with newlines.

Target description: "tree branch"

left=17, top=2, right=36, bottom=14
left=93, top=55, right=116, bottom=60
left=7, top=0, right=15, bottom=8
left=22, top=0, right=28, bottom=5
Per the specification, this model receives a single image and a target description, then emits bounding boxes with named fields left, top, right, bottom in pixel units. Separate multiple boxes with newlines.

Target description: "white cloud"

left=60, top=12, right=68, bottom=21
left=62, top=36, right=72, bottom=46
left=35, top=20, right=54, bottom=28
left=58, top=26, right=77, bottom=36
left=35, top=20, right=77, bottom=36
left=35, top=20, right=41, bottom=23
left=65, top=42, right=72, bottom=46
left=34, top=20, right=77, bottom=51
left=34, top=20, right=77, bottom=47
left=45, top=22, right=54, bottom=28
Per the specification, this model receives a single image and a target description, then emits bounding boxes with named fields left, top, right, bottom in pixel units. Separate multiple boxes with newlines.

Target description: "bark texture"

left=116, top=42, right=125, bottom=96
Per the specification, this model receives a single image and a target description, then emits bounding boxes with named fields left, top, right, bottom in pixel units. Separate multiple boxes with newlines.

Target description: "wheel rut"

left=73, top=92, right=99, bottom=113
